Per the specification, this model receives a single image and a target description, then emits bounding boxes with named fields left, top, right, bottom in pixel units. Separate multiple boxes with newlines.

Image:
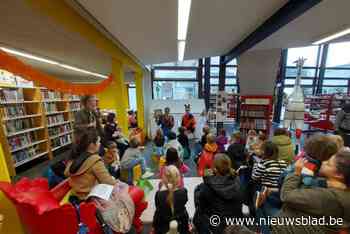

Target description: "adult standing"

left=74, top=95, right=103, bottom=142
left=335, top=103, right=350, bottom=146
left=181, top=104, right=196, bottom=134
left=158, top=107, right=174, bottom=138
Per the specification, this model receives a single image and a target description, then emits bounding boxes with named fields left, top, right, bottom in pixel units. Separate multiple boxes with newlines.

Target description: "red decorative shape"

left=197, top=151, right=215, bottom=177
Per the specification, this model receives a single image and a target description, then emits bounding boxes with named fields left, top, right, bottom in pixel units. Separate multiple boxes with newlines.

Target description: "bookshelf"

left=239, top=95, right=273, bottom=138
left=0, top=86, right=82, bottom=176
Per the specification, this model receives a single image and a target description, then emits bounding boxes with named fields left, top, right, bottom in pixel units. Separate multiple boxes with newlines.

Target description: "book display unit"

left=0, top=86, right=82, bottom=176
left=239, top=95, right=273, bottom=137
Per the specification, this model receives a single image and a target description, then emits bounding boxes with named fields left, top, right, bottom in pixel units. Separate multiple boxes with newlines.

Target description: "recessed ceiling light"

left=178, top=0, right=192, bottom=41
left=178, top=40, right=186, bottom=61
left=313, top=27, right=350, bottom=45
left=0, top=47, right=108, bottom=79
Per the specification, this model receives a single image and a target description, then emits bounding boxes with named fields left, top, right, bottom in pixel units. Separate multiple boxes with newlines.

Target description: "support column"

left=198, top=59, right=203, bottom=98
left=135, top=72, right=145, bottom=130
left=204, top=57, right=211, bottom=110
left=219, top=56, right=226, bottom=91
left=0, top=145, right=24, bottom=234
left=98, top=59, right=129, bottom=134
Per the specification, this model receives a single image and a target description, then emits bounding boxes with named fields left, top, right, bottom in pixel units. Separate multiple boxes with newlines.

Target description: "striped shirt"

left=252, top=159, right=288, bottom=189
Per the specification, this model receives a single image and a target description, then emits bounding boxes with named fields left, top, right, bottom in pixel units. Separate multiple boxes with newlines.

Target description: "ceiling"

left=0, top=0, right=112, bottom=82
left=252, top=0, right=350, bottom=50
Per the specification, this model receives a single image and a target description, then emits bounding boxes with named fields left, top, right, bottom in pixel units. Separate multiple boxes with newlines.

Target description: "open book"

left=87, top=184, right=114, bottom=200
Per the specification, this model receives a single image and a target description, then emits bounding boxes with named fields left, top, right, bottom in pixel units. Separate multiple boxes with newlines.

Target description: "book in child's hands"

left=87, top=184, right=113, bottom=200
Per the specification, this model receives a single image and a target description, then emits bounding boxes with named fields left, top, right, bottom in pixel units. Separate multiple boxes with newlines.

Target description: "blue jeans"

left=256, top=192, right=281, bottom=234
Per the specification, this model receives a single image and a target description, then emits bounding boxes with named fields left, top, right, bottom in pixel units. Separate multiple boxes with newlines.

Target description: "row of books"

left=68, top=94, right=80, bottom=100
left=41, top=90, right=61, bottom=100
left=44, top=102, right=58, bottom=113
left=13, top=146, right=41, bottom=165
left=4, top=118, right=35, bottom=135
left=47, top=114, right=65, bottom=125
left=48, top=123, right=72, bottom=136
left=51, top=134, right=72, bottom=149
left=69, top=102, right=81, bottom=111
left=240, top=119, right=268, bottom=130
left=0, top=88, right=24, bottom=102
left=241, top=110, right=266, bottom=118
left=8, top=132, right=36, bottom=151
left=0, top=104, right=26, bottom=118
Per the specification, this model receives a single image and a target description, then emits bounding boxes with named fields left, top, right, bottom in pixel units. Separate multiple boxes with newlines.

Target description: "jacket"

left=195, top=175, right=243, bottom=234
left=153, top=188, right=190, bottom=234
left=271, top=174, right=350, bottom=234
left=177, top=134, right=189, bottom=148
left=165, top=140, right=184, bottom=159
left=227, top=143, right=247, bottom=170
left=74, top=109, right=103, bottom=139
left=335, top=108, right=350, bottom=131
left=65, top=154, right=116, bottom=200
left=120, top=147, right=142, bottom=169
left=216, top=135, right=228, bottom=153
left=271, top=135, right=294, bottom=163
left=181, top=113, right=196, bottom=132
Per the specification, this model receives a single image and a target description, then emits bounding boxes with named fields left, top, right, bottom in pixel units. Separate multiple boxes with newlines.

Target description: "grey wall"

left=142, top=70, right=152, bottom=133
left=237, top=48, right=281, bottom=95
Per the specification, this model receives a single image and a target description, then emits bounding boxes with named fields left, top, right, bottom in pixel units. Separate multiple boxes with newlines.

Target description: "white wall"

left=143, top=69, right=152, bottom=133
left=238, top=48, right=281, bottom=95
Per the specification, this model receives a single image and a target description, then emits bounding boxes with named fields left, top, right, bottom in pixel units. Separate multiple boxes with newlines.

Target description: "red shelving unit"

left=239, top=95, right=273, bottom=137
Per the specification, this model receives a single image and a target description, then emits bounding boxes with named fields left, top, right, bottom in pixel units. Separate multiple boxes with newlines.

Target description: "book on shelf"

left=44, top=102, right=58, bottom=113
left=0, top=104, right=26, bottom=118
left=47, top=114, right=65, bottom=125
left=8, top=131, right=37, bottom=151
left=48, top=123, right=72, bottom=136
left=51, top=134, right=72, bottom=148
left=69, top=102, right=81, bottom=110
left=0, top=88, right=24, bottom=102
left=240, top=119, right=268, bottom=130
left=41, top=90, right=62, bottom=100
left=4, top=118, right=35, bottom=135
left=12, top=145, right=43, bottom=165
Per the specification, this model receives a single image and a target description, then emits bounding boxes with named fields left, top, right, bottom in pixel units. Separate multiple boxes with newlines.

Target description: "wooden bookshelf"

left=0, top=86, right=82, bottom=176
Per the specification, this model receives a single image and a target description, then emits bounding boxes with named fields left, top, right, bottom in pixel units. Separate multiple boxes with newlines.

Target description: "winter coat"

left=335, top=106, right=350, bottom=131
left=271, top=135, right=295, bottom=163
left=216, top=135, right=228, bottom=153
left=65, top=154, right=116, bottom=200
left=271, top=174, right=350, bottom=234
left=153, top=188, right=190, bottom=234
left=226, top=143, right=247, bottom=170
left=194, top=175, right=243, bottom=234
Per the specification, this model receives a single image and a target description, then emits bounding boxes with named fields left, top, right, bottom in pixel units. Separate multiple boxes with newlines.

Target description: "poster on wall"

left=216, top=91, right=228, bottom=122
left=162, top=82, right=173, bottom=99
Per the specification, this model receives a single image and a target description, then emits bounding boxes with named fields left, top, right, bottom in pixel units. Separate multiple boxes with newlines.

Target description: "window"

left=128, top=85, right=137, bottom=111
left=211, top=56, right=220, bottom=65
left=153, top=59, right=198, bottom=67
left=322, top=87, right=347, bottom=94
left=210, top=67, right=219, bottom=77
left=326, top=41, right=350, bottom=68
left=287, top=46, right=319, bottom=67
left=285, top=68, right=316, bottom=77
left=324, top=69, right=350, bottom=78
left=284, top=78, right=313, bottom=85
left=226, top=67, right=237, bottom=77
left=153, top=81, right=198, bottom=100
left=154, top=70, right=197, bottom=79
left=323, top=79, right=348, bottom=86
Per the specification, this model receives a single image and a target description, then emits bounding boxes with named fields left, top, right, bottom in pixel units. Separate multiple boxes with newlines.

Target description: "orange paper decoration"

left=0, top=50, right=113, bottom=95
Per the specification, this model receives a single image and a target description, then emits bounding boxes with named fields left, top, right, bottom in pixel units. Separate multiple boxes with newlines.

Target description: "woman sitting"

left=194, top=154, right=243, bottom=234
left=65, top=128, right=116, bottom=200
left=104, top=112, right=129, bottom=158
left=164, top=131, right=184, bottom=160
left=153, top=165, right=190, bottom=234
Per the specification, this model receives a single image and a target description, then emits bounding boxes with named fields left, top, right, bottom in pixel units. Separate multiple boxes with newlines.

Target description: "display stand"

left=239, top=95, right=273, bottom=138
left=0, top=85, right=82, bottom=176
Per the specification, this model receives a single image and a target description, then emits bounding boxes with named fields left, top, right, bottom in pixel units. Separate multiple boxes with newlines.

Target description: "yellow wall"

left=0, top=145, right=24, bottom=234
left=98, top=60, right=129, bottom=134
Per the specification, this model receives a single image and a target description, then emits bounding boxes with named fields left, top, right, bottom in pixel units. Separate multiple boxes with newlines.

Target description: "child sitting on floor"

left=245, top=130, right=258, bottom=155
left=153, top=128, right=165, bottom=159
left=159, top=147, right=189, bottom=189
left=197, top=134, right=218, bottom=176
left=164, top=131, right=184, bottom=160
left=216, top=128, right=228, bottom=153
left=103, top=141, right=120, bottom=178
left=178, top=127, right=191, bottom=160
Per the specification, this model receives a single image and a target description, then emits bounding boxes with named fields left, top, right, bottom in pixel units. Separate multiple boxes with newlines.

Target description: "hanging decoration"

left=0, top=50, right=113, bottom=95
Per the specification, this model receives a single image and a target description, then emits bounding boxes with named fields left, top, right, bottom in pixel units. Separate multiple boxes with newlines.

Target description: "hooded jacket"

left=199, top=175, right=243, bottom=217
left=272, top=135, right=294, bottom=163
left=271, top=174, right=350, bottom=234
left=65, top=154, right=116, bottom=200
left=195, top=175, right=243, bottom=234
left=335, top=103, right=350, bottom=131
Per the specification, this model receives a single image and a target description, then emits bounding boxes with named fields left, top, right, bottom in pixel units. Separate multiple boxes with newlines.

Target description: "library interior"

left=1, top=1, right=350, bottom=234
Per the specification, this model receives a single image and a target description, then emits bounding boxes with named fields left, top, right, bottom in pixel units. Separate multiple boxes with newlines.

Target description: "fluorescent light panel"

left=178, top=0, right=192, bottom=40
left=178, top=40, right=186, bottom=61
left=313, top=27, right=350, bottom=45
left=0, top=47, right=108, bottom=79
